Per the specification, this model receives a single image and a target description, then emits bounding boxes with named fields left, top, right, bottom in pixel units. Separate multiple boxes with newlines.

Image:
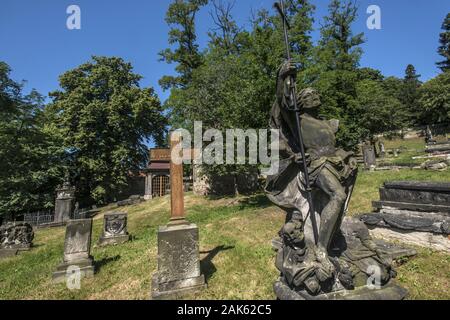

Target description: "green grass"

left=1, top=169, right=449, bottom=300
left=379, top=137, right=427, bottom=166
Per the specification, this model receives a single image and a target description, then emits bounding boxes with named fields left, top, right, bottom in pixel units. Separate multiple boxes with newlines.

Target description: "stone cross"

left=170, top=131, right=185, bottom=224
left=151, top=131, right=206, bottom=299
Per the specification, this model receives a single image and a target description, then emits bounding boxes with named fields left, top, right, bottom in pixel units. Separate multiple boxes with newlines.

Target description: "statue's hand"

left=279, top=61, right=297, bottom=81
left=293, top=153, right=311, bottom=165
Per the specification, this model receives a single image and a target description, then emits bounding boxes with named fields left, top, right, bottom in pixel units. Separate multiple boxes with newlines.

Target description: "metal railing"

left=24, top=210, right=55, bottom=226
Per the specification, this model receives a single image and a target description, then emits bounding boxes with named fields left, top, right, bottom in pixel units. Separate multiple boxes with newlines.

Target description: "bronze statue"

left=264, top=1, right=409, bottom=300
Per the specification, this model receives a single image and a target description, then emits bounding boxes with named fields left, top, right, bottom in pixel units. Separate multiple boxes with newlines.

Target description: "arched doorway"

left=152, top=175, right=170, bottom=198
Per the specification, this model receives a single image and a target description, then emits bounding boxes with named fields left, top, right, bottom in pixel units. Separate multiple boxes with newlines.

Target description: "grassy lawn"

left=0, top=169, right=449, bottom=300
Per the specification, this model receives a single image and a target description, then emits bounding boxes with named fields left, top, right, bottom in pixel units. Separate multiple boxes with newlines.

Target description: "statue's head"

left=297, top=88, right=321, bottom=110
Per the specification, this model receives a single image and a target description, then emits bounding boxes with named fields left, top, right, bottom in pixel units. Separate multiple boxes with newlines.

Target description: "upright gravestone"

left=98, top=212, right=130, bottom=246
left=363, top=142, right=377, bottom=169
left=54, top=181, right=76, bottom=224
left=52, top=219, right=95, bottom=283
left=151, top=132, right=206, bottom=300
left=379, top=141, right=386, bottom=158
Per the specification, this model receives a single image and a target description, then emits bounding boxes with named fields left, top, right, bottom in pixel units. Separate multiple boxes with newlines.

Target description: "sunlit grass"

left=1, top=169, right=449, bottom=300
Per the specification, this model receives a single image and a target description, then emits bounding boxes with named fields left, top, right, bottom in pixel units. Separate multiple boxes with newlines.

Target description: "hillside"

left=1, top=170, right=450, bottom=300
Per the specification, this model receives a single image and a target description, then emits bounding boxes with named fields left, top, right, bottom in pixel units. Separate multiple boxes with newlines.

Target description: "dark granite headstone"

left=98, top=212, right=130, bottom=246
left=361, top=181, right=450, bottom=251
left=373, top=181, right=450, bottom=214
left=152, top=223, right=206, bottom=299
left=53, top=219, right=95, bottom=283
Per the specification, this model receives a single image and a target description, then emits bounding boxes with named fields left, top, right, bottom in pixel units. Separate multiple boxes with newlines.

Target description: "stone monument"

left=0, top=222, right=34, bottom=259
left=54, top=178, right=76, bottom=225
left=361, top=181, right=450, bottom=252
left=98, top=212, right=130, bottom=246
left=264, top=8, right=408, bottom=298
left=151, top=132, right=206, bottom=300
left=53, top=218, right=95, bottom=283
left=363, top=142, right=377, bottom=169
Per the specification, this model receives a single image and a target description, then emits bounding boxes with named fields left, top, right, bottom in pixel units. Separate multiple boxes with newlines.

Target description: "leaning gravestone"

left=53, top=219, right=95, bottom=283
left=151, top=132, right=206, bottom=300
left=98, top=212, right=130, bottom=246
left=361, top=181, right=450, bottom=252
left=0, top=222, right=34, bottom=259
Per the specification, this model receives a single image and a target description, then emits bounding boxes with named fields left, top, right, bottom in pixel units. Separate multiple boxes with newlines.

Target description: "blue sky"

left=0, top=0, right=449, bottom=103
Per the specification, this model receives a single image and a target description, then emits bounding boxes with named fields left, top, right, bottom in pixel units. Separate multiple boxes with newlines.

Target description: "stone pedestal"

left=151, top=222, right=206, bottom=300
left=98, top=212, right=130, bottom=246
left=0, top=222, right=34, bottom=260
left=274, top=279, right=408, bottom=300
left=54, top=183, right=76, bottom=224
left=53, top=219, right=95, bottom=283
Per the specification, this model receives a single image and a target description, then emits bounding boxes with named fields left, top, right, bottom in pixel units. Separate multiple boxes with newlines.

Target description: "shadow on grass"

left=200, top=245, right=234, bottom=282
left=237, top=193, right=272, bottom=210
left=95, top=255, right=121, bottom=273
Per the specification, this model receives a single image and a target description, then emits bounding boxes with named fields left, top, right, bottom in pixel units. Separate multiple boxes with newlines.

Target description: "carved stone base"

left=98, top=234, right=130, bottom=247
left=151, top=274, right=206, bottom=300
left=151, top=222, right=206, bottom=300
left=52, top=257, right=95, bottom=284
left=274, top=279, right=408, bottom=300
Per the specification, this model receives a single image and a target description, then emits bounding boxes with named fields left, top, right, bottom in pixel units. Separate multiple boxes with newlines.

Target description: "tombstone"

left=362, top=143, right=377, bottom=169
left=0, top=222, right=34, bottom=259
left=361, top=181, right=450, bottom=252
left=52, top=219, right=95, bottom=283
left=54, top=180, right=76, bottom=224
left=425, top=126, right=437, bottom=145
left=379, top=141, right=386, bottom=158
left=98, top=212, right=130, bottom=246
left=151, top=132, right=206, bottom=300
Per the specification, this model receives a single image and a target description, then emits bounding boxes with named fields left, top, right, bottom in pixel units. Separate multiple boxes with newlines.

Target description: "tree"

left=311, top=0, right=365, bottom=149
left=47, top=56, right=167, bottom=205
left=208, top=0, right=243, bottom=55
left=159, top=0, right=208, bottom=91
left=356, top=79, right=407, bottom=142
left=437, top=13, right=450, bottom=72
left=418, top=71, right=450, bottom=125
left=0, top=62, right=65, bottom=218
left=400, top=64, right=422, bottom=124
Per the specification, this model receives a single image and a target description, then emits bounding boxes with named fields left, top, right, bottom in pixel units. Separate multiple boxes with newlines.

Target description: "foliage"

left=310, top=0, right=365, bottom=149
left=400, top=64, right=422, bottom=125
left=0, top=62, right=65, bottom=217
left=418, top=71, right=450, bottom=125
left=47, top=56, right=167, bottom=205
left=437, top=13, right=450, bottom=72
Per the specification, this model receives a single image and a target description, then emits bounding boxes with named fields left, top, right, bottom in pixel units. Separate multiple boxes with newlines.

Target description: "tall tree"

left=418, top=71, right=450, bottom=125
left=159, top=0, right=208, bottom=91
left=437, top=13, right=450, bottom=72
left=401, top=64, right=422, bottom=124
left=208, top=0, right=243, bottom=55
left=312, top=0, right=365, bottom=148
left=47, top=57, right=167, bottom=205
left=0, top=62, right=64, bottom=218
left=286, top=0, right=316, bottom=73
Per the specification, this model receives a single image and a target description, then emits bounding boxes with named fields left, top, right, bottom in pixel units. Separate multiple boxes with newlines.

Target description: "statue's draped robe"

left=264, top=92, right=354, bottom=240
